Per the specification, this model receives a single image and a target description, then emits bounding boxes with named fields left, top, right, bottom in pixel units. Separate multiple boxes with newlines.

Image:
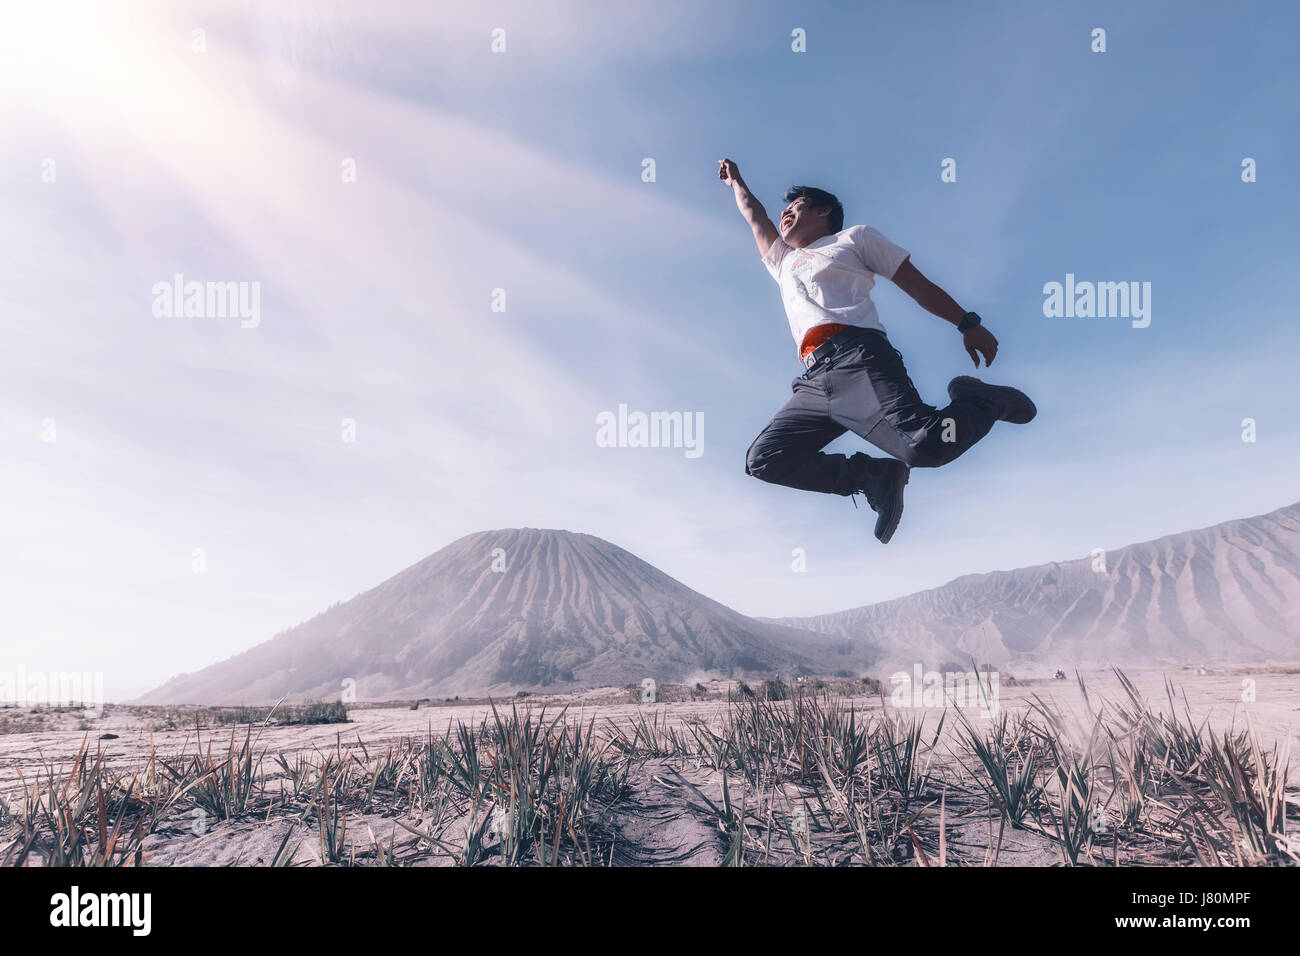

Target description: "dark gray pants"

left=745, top=328, right=1001, bottom=495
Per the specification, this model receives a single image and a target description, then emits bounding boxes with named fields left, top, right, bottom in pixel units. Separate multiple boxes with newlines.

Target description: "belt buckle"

left=802, top=330, right=848, bottom=373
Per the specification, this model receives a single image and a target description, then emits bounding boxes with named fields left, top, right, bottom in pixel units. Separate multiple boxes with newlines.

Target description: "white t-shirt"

left=761, top=224, right=909, bottom=355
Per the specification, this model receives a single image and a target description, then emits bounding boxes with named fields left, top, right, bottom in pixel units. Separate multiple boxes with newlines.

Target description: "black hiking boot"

left=947, top=376, right=1037, bottom=424
left=860, top=458, right=910, bottom=544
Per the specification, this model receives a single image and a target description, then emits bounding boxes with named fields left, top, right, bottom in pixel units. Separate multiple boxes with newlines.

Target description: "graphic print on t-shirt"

left=788, top=251, right=815, bottom=302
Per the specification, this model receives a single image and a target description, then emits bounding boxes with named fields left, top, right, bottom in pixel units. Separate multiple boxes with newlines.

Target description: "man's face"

left=779, top=197, right=828, bottom=246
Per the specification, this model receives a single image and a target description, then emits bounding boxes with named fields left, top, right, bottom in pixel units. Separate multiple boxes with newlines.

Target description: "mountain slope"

left=139, top=529, right=871, bottom=704
left=771, top=502, right=1300, bottom=670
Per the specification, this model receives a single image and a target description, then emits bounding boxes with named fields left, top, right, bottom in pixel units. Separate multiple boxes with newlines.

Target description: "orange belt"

left=799, top=323, right=851, bottom=360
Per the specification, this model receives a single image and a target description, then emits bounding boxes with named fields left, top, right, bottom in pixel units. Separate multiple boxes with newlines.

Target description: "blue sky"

left=3, top=1, right=1298, bottom=698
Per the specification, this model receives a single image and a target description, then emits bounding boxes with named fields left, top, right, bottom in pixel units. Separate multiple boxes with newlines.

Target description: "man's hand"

left=718, top=158, right=741, bottom=186
left=963, top=325, right=998, bottom=367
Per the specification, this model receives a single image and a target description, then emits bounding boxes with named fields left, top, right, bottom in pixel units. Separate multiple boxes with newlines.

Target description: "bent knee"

left=744, top=435, right=770, bottom=477
left=745, top=444, right=784, bottom=481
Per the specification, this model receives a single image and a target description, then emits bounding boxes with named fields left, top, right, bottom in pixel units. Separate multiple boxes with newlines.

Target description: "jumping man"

left=719, top=158, right=1036, bottom=543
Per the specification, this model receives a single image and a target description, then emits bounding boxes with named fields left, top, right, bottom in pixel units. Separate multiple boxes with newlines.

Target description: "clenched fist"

left=718, top=158, right=741, bottom=186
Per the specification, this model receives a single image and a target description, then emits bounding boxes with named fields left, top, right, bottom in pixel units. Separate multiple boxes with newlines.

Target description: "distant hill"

left=769, top=502, right=1300, bottom=672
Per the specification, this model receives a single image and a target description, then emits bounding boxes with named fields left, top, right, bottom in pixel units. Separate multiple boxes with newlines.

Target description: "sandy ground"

left=2, top=667, right=1296, bottom=866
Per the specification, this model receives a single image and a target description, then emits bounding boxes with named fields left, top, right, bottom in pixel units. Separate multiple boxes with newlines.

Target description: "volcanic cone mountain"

left=139, top=529, right=870, bottom=704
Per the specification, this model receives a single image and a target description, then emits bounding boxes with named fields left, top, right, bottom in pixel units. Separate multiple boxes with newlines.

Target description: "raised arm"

left=718, top=158, right=779, bottom=257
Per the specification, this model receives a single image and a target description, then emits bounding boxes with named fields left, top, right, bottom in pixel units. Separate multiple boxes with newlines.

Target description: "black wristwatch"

left=957, top=311, right=981, bottom=332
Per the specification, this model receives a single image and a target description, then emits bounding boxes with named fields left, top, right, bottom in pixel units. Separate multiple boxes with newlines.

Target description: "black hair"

left=783, top=185, right=843, bottom=234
